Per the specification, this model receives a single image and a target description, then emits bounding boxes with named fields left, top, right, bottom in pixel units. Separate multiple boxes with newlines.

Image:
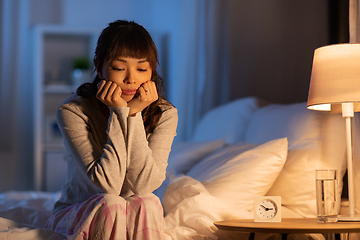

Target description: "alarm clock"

left=254, top=196, right=281, bottom=222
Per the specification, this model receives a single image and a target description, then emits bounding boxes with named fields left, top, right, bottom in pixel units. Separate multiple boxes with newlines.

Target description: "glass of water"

left=316, top=169, right=338, bottom=223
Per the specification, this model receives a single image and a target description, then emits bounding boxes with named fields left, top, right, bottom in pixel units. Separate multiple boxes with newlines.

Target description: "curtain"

left=172, top=0, right=230, bottom=141
left=0, top=0, right=33, bottom=191
left=349, top=0, right=360, bottom=43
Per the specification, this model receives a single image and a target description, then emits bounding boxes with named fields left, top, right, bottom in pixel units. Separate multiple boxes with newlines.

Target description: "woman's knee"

left=93, top=193, right=127, bottom=217
left=127, top=193, right=163, bottom=212
left=99, top=193, right=126, bottom=206
left=126, top=194, right=165, bottom=239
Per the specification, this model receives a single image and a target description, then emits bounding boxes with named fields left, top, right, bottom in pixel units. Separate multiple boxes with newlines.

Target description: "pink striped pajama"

left=46, top=193, right=165, bottom=240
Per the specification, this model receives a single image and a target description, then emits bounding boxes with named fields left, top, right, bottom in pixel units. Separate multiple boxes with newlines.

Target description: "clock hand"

left=261, top=205, right=274, bottom=211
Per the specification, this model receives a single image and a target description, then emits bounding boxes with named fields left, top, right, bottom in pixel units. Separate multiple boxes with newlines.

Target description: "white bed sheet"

left=0, top=191, right=65, bottom=240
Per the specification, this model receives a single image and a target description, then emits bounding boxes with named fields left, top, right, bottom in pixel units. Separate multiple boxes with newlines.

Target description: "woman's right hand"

left=96, top=80, right=127, bottom=107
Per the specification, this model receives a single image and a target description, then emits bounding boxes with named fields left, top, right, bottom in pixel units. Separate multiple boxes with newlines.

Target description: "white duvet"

left=163, top=175, right=252, bottom=240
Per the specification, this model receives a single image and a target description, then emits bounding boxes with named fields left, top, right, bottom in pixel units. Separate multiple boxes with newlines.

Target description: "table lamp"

left=307, top=43, right=360, bottom=221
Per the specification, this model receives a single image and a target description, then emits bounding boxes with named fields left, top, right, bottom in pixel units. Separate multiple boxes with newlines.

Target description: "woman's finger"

left=137, top=87, right=146, bottom=98
left=105, top=82, right=117, bottom=101
left=103, top=81, right=113, bottom=92
left=148, top=81, right=158, bottom=100
left=96, top=80, right=105, bottom=99
left=140, top=82, right=158, bottom=102
left=149, top=81, right=157, bottom=94
left=142, top=81, right=153, bottom=94
left=97, top=81, right=112, bottom=99
left=97, top=80, right=105, bottom=92
left=113, top=86, right=122, bottom=101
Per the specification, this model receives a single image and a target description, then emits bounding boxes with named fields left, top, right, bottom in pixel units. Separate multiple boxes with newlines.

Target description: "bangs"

left=108, top=30, right=157, bottom=69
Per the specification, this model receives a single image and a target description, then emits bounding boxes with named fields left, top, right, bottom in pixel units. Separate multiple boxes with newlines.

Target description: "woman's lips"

left=122, top=89, right=137, bottom=95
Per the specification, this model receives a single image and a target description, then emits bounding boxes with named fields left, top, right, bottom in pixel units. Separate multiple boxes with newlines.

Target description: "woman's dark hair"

left=77, top=20, right=171, bottom=134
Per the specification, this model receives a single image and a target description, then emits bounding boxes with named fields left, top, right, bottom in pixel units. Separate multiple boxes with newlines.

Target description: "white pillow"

left=266, top=149, right=319, bottom=217
left=167, top=139, right=225, bottom=175
left=244, top=102, right=323, bottom=150
left=187, top=138, right=288, bottom=211
left=266, top=113, right=347, bottom=217
left=192, top=97, right=260, bottom=144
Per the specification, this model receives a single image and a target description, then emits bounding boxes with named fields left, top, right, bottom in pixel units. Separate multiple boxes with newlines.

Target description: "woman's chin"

left=123, top=95, right=135, bottom=103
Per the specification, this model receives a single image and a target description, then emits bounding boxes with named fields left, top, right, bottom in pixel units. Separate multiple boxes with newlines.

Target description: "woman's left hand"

left=128, top=81, right=158, bottom=116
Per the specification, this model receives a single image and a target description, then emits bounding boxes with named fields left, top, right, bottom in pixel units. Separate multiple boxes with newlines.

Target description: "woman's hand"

left=96, top=80, right=127, bottom=107
left=128, top=81, right=158, bottom=116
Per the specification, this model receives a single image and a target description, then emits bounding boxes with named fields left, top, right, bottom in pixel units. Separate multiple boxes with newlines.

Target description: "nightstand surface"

left=214, top=218, right=360, bottom=235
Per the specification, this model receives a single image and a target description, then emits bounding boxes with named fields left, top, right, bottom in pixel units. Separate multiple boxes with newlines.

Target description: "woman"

left=45, top=20, right=178, bottom=240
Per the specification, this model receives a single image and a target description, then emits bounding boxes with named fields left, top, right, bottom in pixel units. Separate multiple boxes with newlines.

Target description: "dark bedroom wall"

left=227, top=0, right=348, bottom=104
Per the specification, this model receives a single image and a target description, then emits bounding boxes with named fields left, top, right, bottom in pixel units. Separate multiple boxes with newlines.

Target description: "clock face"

left=256, top=199, right=278, bottom=219
left=254, top=196, right=281, bottom=222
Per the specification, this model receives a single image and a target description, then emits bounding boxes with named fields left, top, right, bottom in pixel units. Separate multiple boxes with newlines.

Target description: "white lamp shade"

left=307, top=44, right=360, bottom=112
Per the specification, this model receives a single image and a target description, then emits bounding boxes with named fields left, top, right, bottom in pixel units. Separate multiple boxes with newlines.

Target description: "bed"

left=0, top=97, right=354, bottom=240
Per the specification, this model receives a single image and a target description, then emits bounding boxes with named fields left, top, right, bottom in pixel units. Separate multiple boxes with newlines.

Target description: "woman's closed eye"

left=111, top=67, right=124, bottom=71
left=138, top=68, right=148, bottom=72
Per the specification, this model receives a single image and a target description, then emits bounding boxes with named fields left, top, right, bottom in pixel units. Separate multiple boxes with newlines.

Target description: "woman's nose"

left=124, top=71, right=136, bottom=84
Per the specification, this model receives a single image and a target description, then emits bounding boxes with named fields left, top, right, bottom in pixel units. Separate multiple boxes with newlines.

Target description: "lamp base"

left=338, top=215, right=360, bottom=222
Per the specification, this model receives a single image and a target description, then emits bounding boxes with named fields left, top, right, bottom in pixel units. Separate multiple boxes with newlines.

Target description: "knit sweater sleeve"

left=125, top=106, right=178, bottom=194
left=57, top=102, right=130, bottom=195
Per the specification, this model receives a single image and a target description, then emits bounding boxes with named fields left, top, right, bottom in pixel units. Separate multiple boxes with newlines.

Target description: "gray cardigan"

left=53, top=93, right=178, bottom=213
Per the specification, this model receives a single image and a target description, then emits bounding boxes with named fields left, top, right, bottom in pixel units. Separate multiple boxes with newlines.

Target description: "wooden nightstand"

left=214, top=218, right=360, bottom=240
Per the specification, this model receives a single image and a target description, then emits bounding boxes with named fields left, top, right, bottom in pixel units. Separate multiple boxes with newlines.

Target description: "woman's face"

left=100, top=56, right=153, bottom=102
